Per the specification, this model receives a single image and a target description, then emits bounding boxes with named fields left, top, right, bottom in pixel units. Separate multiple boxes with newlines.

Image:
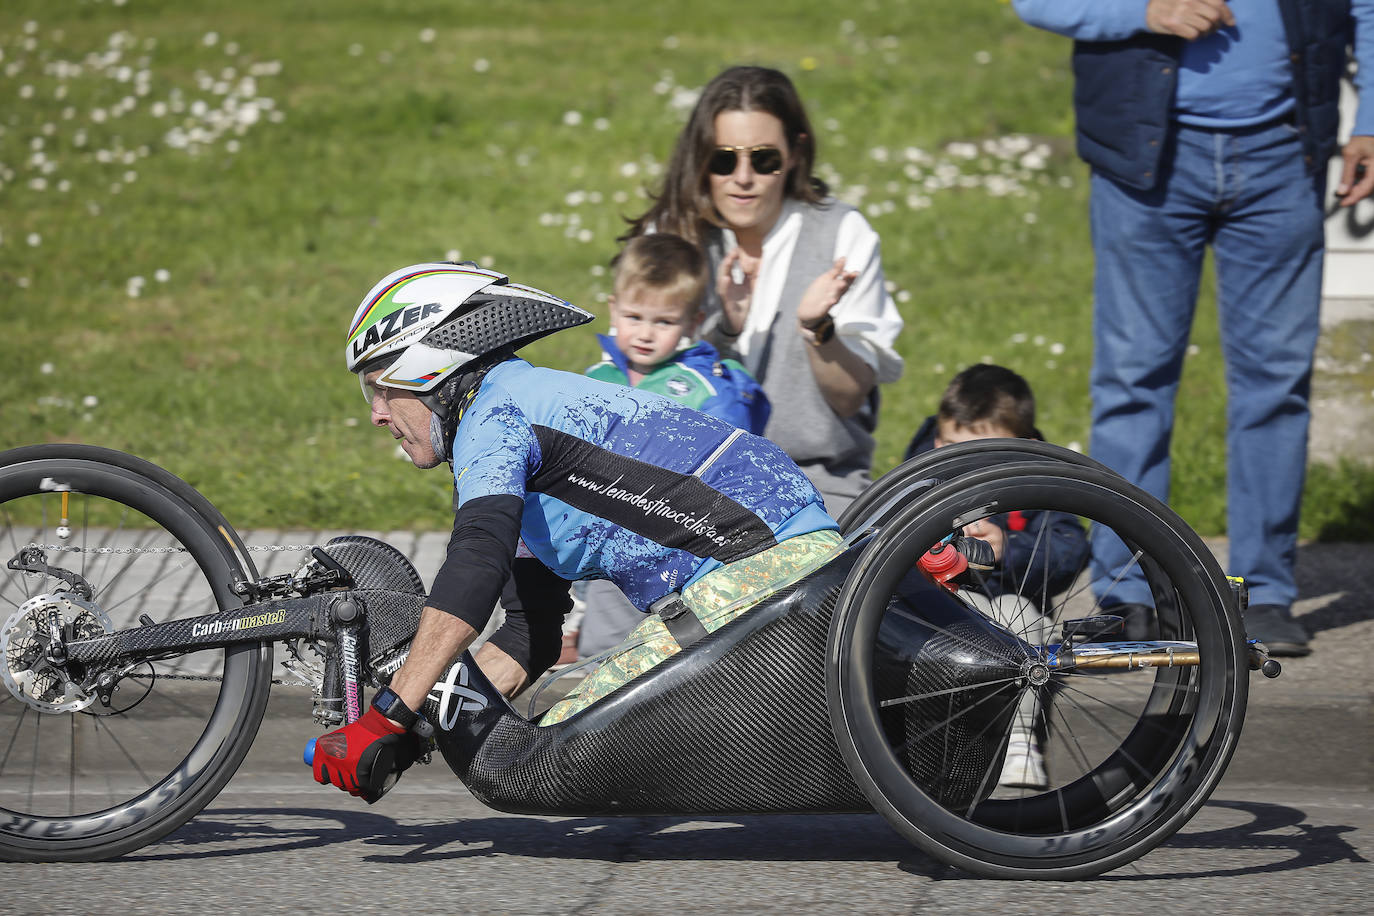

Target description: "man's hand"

left=1146, top=0, right=1235, bottom=40
left=1336, top=136, right=1374, bottom=207
left=311, top=707, right=419, bottom=803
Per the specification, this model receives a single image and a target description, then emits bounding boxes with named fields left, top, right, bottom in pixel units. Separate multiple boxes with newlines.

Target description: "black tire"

left=837, top=439, right=1106, bottom=536
left=827, top=462, right=1248, bottom=879
left=0, top=444, right=260, bottom=586
left=0, top=445, right=272, bottom=861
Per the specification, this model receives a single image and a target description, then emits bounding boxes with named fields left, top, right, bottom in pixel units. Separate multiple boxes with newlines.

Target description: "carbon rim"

left=836, top=439, right=1104, bottom=536
left=829, top=464, right=1247, bottom=878
left=0, top=453, right=268, bottom=859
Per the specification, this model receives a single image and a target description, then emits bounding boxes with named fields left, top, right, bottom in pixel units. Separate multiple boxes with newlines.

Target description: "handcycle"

left=0, top=440, right=1281, bottom=878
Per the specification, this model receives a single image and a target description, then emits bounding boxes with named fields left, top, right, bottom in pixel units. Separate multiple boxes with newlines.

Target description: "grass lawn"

left=1, top=0, right=1368, bottom=537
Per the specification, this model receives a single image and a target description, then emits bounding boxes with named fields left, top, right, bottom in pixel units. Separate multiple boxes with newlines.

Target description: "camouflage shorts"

left=540, top=529, right=844, bottom=725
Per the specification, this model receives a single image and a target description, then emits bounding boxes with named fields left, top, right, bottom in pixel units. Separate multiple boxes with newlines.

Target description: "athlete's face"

left=608, top=288, right=701, bottom=375
left=364, top=370, right=441, bottom=468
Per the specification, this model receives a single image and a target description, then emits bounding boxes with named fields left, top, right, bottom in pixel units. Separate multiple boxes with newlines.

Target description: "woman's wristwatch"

left=799, top=312, right=835, bottom=346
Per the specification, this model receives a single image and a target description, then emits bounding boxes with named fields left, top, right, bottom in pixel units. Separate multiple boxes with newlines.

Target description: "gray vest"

left=705, top=201, right=877, bottom=513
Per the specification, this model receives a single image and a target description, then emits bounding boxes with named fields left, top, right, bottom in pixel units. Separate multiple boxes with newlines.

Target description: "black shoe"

left=1096, top=602, right=1156, bottom=642
left=1244, top=604, right=1311, bottom=657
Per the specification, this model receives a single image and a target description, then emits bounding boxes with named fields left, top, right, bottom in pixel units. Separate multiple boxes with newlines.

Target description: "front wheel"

left=0, top=445, right=272, bottom=861
left=828, top=462, right=1247, bottom=879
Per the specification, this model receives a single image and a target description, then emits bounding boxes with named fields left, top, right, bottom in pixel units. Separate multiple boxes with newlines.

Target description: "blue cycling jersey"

left=447, top=358, right=836, bottom=610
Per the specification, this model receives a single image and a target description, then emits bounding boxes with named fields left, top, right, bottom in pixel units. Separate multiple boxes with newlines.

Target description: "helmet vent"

left=421, top=294, right=590, bottom=353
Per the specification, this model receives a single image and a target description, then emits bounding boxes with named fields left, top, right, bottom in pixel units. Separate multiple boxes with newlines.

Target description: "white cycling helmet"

left=345, top=262, right=593, bottom=399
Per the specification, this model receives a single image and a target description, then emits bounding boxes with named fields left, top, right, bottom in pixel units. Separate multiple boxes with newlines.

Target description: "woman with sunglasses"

left=624, top=66, right=904, bottom=514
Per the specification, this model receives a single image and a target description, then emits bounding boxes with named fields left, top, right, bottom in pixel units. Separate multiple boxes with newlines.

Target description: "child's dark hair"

left=938, top=364, right=1036, bottom=438
left=612, top=233, right=709, bottom=309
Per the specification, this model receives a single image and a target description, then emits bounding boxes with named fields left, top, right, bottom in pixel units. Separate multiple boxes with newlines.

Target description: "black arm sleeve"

left=499, top=557, right=574, bottom=617
left=487, top=557, right=575, bottom=677
left=427, top=494, right=525, bottom=631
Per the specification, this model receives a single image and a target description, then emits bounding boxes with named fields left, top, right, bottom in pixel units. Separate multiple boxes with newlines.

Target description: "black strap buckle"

left=649, top=592, right=709, bottom=650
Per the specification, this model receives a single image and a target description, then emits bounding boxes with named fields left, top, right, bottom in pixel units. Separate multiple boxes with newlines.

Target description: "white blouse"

left=715, top=198, right=905, bottom=385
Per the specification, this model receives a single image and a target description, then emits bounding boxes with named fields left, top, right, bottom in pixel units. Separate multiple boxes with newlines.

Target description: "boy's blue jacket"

left=586, top=334, right=771, bottom=435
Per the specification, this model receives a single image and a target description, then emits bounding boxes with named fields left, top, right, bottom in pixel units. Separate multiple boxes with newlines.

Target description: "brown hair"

left=938, top=364, right=1037, bottom=439
left=622, top=65, right=828, bottom=245
left=612, top=233, right=709, bottom=311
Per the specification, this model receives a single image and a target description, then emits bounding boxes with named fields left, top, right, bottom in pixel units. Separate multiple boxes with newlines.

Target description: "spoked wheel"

left=828, top=462, right=1248, bottom=879
left=0, top=445, right=272, bottom=861
left=836, top=439, right=1106, bottom=536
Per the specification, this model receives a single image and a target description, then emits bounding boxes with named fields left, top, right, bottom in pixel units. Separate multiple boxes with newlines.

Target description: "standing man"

left=1013, top=0, right=1374, bottom=655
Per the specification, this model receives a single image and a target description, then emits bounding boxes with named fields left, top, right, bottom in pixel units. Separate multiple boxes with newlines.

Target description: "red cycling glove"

left=312, top=707, right=415, bottom=802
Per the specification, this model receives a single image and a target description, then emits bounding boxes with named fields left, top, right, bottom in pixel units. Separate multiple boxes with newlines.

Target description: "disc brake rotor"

left=1, top=591, right=111, bottom=713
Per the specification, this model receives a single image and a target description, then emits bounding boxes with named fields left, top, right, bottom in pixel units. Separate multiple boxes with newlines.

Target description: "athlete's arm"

left=385, top=493, right=524, bottom=716
left=388, top=608, right=482, bottom=714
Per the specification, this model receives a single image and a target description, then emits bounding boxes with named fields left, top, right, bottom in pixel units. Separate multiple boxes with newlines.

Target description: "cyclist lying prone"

left=313, top=263, right=847, bottom=799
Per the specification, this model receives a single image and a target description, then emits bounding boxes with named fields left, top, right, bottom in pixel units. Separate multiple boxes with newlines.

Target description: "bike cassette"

left=1, top=591, right=111, bottom=713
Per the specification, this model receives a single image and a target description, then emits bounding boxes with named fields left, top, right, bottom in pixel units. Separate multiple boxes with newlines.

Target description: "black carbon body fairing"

left=876, top=571, right=1027, bottom=808
left=408, top=544, right=1026, bottom=817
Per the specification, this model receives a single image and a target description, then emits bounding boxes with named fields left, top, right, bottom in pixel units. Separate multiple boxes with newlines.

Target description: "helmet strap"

left=422, top=350, right=511, bottom=463
left=429, top=412, right=450, bottom=464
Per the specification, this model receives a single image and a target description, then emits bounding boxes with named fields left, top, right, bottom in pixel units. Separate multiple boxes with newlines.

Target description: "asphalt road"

left=2, top=536, right=1370, bottom=915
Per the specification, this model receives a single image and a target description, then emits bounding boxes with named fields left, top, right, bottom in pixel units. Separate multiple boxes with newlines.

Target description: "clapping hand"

left=716, top=247, right=760, bottom=337
left=798, top=257, right=858, bottom=327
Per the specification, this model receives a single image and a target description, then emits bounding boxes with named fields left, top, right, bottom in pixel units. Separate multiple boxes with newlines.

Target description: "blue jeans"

left=1088, top=119, right=1326, bottom=610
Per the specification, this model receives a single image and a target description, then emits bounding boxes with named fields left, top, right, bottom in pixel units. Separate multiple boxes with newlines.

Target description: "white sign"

left=1323, top=71, right=1374, bottom=300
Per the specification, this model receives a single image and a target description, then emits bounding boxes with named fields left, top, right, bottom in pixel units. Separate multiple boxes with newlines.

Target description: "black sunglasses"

left=707, top=145, right=784, bottom=176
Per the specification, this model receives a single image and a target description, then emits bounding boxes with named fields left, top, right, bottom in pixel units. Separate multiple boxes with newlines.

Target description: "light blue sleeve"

left=448, top=390, right=538, bottom=506
left=1354, top=0, right=1374, bottom=136
left=1011, top=0, right=1152, bottom=42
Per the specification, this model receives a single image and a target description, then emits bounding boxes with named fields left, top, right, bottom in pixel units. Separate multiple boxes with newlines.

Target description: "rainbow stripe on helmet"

left=346, top=265, right=491, bottom=345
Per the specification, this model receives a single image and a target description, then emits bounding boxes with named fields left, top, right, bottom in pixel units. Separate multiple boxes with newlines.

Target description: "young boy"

left=572, top=234, right=771, bottom=663
left=908, top=364, right=1089, bottom=792
left=587, top=233, right=770, bottom=435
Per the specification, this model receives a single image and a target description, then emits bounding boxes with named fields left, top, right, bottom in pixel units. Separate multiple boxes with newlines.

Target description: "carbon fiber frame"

left=422, top=545, right=1021, bottom=817
left=62, top=588, right=425, bottom=669
left=55, top=536, right=1019, bottom=819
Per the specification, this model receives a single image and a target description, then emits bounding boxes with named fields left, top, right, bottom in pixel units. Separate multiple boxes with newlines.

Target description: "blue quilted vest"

left=1071, top=0, right=1352, bottom=189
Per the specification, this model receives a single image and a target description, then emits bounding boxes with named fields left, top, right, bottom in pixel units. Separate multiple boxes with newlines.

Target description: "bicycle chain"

left=29, top=544, right=318, bottom=555
left=152, top=672, right=313, bottom=686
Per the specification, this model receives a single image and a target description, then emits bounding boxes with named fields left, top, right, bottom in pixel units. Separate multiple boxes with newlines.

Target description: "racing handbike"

left=0, top=442, right=1280, bottom=878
